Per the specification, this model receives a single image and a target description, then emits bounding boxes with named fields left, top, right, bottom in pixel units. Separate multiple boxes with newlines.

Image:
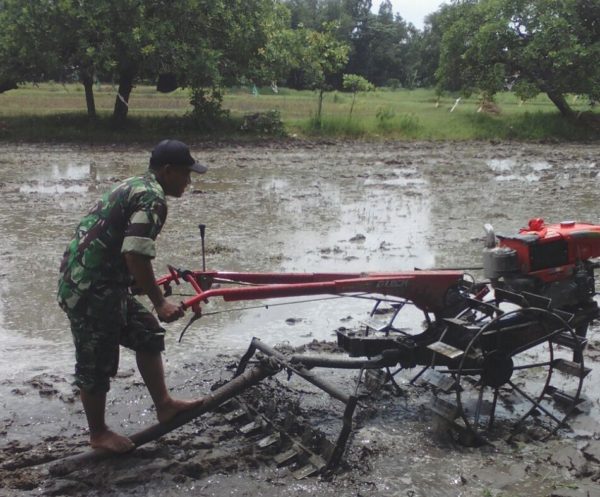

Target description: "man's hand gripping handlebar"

left=156, top=265, right=206, bottom=339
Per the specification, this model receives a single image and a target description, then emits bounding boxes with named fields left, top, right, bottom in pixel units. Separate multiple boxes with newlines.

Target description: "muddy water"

left=1, top=141, right=600, bottom=497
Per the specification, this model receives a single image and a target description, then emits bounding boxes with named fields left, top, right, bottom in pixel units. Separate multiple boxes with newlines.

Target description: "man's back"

left=58, top=171, right=167, bottom=311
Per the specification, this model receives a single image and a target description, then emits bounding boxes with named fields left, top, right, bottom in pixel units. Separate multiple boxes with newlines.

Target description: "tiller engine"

left=156, top=219, right=599, bottom=478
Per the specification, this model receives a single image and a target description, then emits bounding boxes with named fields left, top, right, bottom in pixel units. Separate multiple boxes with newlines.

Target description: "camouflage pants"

left=63, top=285, right=165, bottom=394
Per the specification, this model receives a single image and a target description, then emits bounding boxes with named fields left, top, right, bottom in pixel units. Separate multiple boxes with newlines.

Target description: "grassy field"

left=0, top=82, right=598, bottom=142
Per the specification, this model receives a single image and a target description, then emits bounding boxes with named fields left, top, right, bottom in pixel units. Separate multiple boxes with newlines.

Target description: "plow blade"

left=234, top=338, right=360, bottom=474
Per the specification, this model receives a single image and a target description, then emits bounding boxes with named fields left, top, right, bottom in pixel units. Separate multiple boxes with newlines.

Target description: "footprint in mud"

left=26, top=375, right=60, bottom=396
left=349, top=234, right=366, bottom=243
left=24, top=374, right=77, bottom=402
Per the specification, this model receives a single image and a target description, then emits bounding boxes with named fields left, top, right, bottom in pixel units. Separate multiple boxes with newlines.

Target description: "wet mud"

left=1, top=141, right=600, bottom=497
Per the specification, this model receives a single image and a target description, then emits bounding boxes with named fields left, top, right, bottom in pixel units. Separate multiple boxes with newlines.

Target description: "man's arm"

left=124, top=253, right=184, bottom=323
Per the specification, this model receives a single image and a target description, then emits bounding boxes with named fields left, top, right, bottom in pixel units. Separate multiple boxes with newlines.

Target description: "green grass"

left=0, top=112, right=250, bottom=144
left=0, top=83, right=598, bottom=143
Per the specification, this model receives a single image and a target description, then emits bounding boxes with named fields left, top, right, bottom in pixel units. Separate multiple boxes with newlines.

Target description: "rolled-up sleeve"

left=122, top=196, right=167, bottom=258
left=121, top=235, right=157, bottom=257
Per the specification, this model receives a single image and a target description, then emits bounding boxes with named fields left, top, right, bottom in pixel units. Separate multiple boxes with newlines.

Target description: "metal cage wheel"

left=453, top=307, right=585, bottom=444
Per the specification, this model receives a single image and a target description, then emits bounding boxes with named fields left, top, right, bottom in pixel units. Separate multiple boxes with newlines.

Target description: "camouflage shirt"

left=58, top=171, right=167, bottom=312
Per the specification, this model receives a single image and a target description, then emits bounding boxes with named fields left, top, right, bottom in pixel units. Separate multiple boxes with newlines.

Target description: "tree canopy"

left=436, top=0, right=600, bottom=118
left=264, top=20, right=349, bottom=121
left=283, top=0, right=421, bottom=88
left=0, top=0, right=290, bottom=121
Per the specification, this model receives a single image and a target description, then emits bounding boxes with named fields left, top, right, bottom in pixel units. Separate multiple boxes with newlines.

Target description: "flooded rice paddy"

left=0, top=141, right=599, bottom=497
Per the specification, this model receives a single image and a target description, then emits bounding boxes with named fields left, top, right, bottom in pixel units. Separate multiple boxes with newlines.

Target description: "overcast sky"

left=371, top=0, right=445, bottom=29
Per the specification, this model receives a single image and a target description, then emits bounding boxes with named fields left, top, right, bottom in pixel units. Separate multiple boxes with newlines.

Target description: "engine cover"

left=496, top=218, right=600, bottom=283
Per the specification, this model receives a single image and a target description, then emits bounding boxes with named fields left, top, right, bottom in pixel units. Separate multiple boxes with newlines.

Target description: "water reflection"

left=487, top=158, right=515, bottom=173
left=48, top=162, right=91, bottom=181
left=529, top=160, right=552, bottom=171
left=19, top=183, right=89, bottom=194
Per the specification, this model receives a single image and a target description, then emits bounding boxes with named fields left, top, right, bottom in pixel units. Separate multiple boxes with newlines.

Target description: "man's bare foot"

left=90, top=429, right=135, bottom=453
left=156, top=397, right=205, bottom=424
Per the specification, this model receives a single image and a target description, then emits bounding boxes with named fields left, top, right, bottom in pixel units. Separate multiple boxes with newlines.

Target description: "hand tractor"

left=152, top=219, right=598, bottom=478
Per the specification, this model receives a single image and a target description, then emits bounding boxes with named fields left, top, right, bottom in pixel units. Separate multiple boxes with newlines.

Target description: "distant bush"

left=303, top=115, right=366, bottom=137
left=375, top=108, right=421, bottom=136
left=332, top=91, right=347, bottom=104
left=386, top=78, right=401, bottom=90
left=376, top=107, right=396, bottom=131
left=240, top=110, right=286, bottom=136
left=188, top=88, right=229, bottom=130
left=397, top=113, right=421, bottom=135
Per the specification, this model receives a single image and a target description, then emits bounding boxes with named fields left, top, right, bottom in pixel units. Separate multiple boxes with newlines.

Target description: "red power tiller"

left=154, top=220, right=599, bottom=477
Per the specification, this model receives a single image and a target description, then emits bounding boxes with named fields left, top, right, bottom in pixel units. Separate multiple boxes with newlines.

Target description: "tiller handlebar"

left=157, top=267, right=465, bottom=317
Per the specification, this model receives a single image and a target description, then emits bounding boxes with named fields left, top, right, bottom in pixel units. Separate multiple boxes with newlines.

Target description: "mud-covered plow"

left=155, top=219, right=600, bottom=476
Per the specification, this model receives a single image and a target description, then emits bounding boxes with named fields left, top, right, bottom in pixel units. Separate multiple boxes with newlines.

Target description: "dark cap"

left=149, top=139, right=208, bottom=174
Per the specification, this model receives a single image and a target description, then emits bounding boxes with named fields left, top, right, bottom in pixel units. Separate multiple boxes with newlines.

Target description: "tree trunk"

left=112, top=70, right=135, bottom=122
left=316, top=88, right=324, bottom=125
left=546, top=90, right=600, bottom=130
left=546, top=91, right=575, bottom=118
left=81, top=74, right=96, bottom=118
left=349, top=92, right=357, bottom=118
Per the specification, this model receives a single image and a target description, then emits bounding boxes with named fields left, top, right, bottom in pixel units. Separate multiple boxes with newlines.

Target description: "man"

left=58, top=139, right=207, bottom=453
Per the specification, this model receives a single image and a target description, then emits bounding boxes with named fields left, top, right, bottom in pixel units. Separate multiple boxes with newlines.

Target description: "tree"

left=187, top=0, right=290, bottom=115
left=281, top=1, right=428, bottom=90
left=436, top=0, right=600, bottom=120
left=342, top=73, right=374, bottom=117
left=283, top=0, right=371, bottom=34
left=0, top=0, right=290, bottom=123
left=342, top=1, right=418, bottom=88
left=299, top=23, right=350, bottom=123
left=416, top=2, right=473, bottom=88
left=52, top=1, right=133, bottom=119
left=264, top=18, right=349, bottom=122
left=0, top=0, right=143, bottom=119
left=302, top=26, right=348, bottom=126
left=0, top=1, right=62, bottom=96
